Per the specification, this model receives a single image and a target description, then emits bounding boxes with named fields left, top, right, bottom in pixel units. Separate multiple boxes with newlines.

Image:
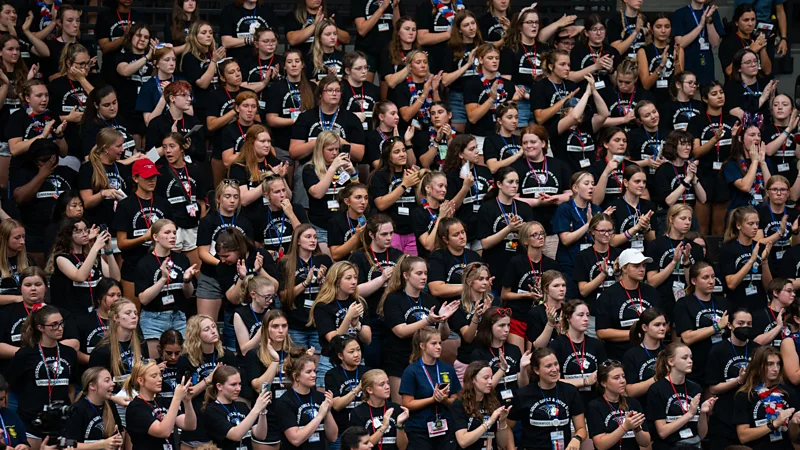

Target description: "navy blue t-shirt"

left=398, top=359, right=462, bottom=431
left=670, top=5, right=725, bottom=84
left=551, top=201, right=603, bottom=273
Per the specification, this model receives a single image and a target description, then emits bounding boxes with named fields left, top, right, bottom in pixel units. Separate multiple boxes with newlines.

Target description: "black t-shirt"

left=228, top=162, right=281, bottom=225
left=483, top=133, right=521, bottom=166
left=215, top=249, right=280, bottom=308
left=607, top=13, right=647, bottom=59
left=751, top=306, right=789, bottom=348
left=573, top=246, right=622, bottom=313
left=292, top=107, right=365, bottom=165
left=757, top=205, right=798, bottom=267
left=304, top=50, right=345, bottom=82
left=95, top=8, right=145, bottom=73
left=589, top=158, right=636, bottom=209
left=530, top=77, right=578, bottom=129
left=177, top=350, right=237, bottom=442
left=470, top=343, right=523, bottom=404
left=718, top=239, right=766, bottom=311
left=78, top=161, right=133, bottom=228
left=477, top=12, right=505, bottom=43
left=74, top=310, right=108, bottom=355
left=724, top=76, right=772, bottom=117
left=244, top=348, right=292, bottom=405
left=512, top=157, right=571, bottom=234
left=49, top=253, right=103, bottom=315
left=602, top=87, right=655, bottom=133
left=204, top=400, right=255, bottom=450
left=414, top=0, right=456, bottom=65
left=383, top=290, right=440, bottom=364
left=732, top=384, right=797, bottom=450
left=622, top=344, right=663, bottom=408
left=145, top=112, right=206, bottom=162
left=65, top=398, right=123, bottom=443
left=450, top=306, right=480, bottom=363
left=349, top=248, right=404, bottom=320
left=327, top=212, right=365, bottom=251
left=88, top=339, right=149, bottom=385
left=134, top=251, right=192, bottom=312
left=641, top=44, right=677, bottom=105
left=8, top=343, right=79, bottom=424
left=686, top=113, right=738, bottom=174
left=302, top=164, right=358, bottom=228
left=80, top=117, right=136, bottom=161
left=549, top=335, right=607, bottom=406
left=646, top=377, right=702, bottom=450
left=652, top=162, right=699, bottom=208
left=196, top=213, right=254, bottom=277
left=111, top=193, right=172, bottom=280
left=548, top=116, right=597, bottom=175
left=156, top=162, right=204, bottom=230
left=368, top=169, right=416, bottom=235
left=718, top=34, right=764, bottom=80
left=341, top=80, right=380, bottom=131
left=0, top=302, right=37, bottom=354
left=762, top=121, right=799, bottom=190
left=596, top=282, right=663, bottom=360
left=609, top=197, right=656, bottom=251
left=48, top=74, right=104, bottom=157
left=661, top=99, right=704, bottom=132
left=251, top=205, right=309, bottom=256
left=645, top=236, right=704, bottom=318
left=445, top=166, right=492, bottom=242
left=673, top=294, right=732, bottom=381
left=586, top=395, right=648, bottom=450
left=411, top=204, right=438, bottom=259
left=377, top=52, right=407, bottom=105
left=279, top=254, right=333, bottom=331
left=265, top=79, right=314, bottom=151
left=705, top=339, right=758, bottom=439
left=349, top=401, right=403, bottom=450
left=313, top=298, right=371, bottom=354
left=501, top=253, right=560, bottom=319
left=274, top=388, right=329, bottom=450
left=240, top=53, right=284, bottom=119
left=113, top=48, right=153, bottom=116
left=569, top=44, right=621, bottom=96
left=325, top=365, right=370, bottom=431
left=627, top=127, right=667, bottom=176
left=219, top=3, right=278, bottom=61
left=475, top=198, right=534, bottom=277
left=508, top=381, right=585, bottom=450
left=351, top=0, right=396, bottom=55
left=0, top=255, right=35, bottom=298
left=450, top=398, right=498, bottom=450
left=216, top=121, right=251, bottom=161
left=463, top=75, right=517, bottom=136
left=525, top=303, right=562, bottom=346
left=181, top=52, right=219, bottom=118
left=10, top=164, right=76, bottom=240
left=4, top=109, right=62, bottom=144
left=126, top=395, right=181, bottom=450
left=499, top=43, right=549, bottom=88
left=428, top=248, right=483, bottom=302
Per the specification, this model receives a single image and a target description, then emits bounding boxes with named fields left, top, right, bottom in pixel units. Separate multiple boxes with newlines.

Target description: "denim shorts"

left=196, top=272, right=223, bottom=299
left=517, top=97, right=532, bottom=128
left=312, top=224, right=329, bottom=244
left=317, top=354, right=334, bottom=386
left=448, top=91, right=467, bottom=124
left=140, top=309, right=186, bottom=340
left=223, top=309, right=236, bottom=352
left=288, top=328, right=321, bottom=354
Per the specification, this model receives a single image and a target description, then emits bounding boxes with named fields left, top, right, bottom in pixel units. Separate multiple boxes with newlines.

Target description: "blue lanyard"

left=336, top=299, right=349, bottom=316
left=287, top=80, right=301, bottom=108
left=471, top=166, right=480, bottom=197
left=204, top=353, right=217, bottom=376
left=625, top=200, right=641, bottom=226
left=86, top=398, right=101, bottom=419
left=742, top=80, right=760, bottom=96
left=278, top=351, right=284, bottom=384
left=341, top=366, right=359, bottom=387
left=642, top=344, right=655, bottom=360
left=406, top=292, right=420, bottom=310
left=293, top=389, right=318, bottom=420
left=653, top=44, right=664, bottom=65
left=496, top=199, right=516, bottom=225
left=769, top=207, right=788, bottom=241
left=266, top=208, right=286, bottom=241
left=499, top=134, right=516, bottom=152
left=320, top=108, right=339, bottom=130
left=539, top=383, right=559, bottom=418
left=346, top=214, right=363, bottom=235
left=571, top=200, right=593, bottom=243
left=217, top=400, right=239, bottom=419
left=219, top=212, right=235, bottom=229
left=737, top=240, right=758, bottom=274
left=111, top=162, right=120, bottom=187
left=690, top=7, right=707, bottom=40
left=419, top=359, right=440, bottom=389
left=101, top=117, right=119, bottom=129
left=0, top=411, right=8, bottom=445
left=644, top=130, right=661, bottom=157
left=299, top=255, right=313, bottom=273
left=549, top=79, right=566, bottom=101
left=730, top=339, right=748, bottom=361
left=694, top=294, right=715, bottom=318
left=250, top=306, right=262, bottom=328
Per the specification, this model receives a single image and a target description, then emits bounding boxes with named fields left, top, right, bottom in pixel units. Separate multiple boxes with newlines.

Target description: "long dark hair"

left=171, top=0, right=198, bottom=46
left=460, top=361, right=501, bottom=418
left=21, top=305, right=61, bottom=347
left=597, top=360, right=628, bottom=410
left=485, top=167, right=517, bottom=201
left=629, top=307, right=666, bottom=345
left=82, top=85, right=118, bottom=127
left=50, top=191, right=83, bottom=223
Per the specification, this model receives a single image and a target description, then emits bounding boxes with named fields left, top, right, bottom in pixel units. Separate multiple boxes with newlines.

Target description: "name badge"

left=427, top=419, right=448, bottom=437
left=580, top=243, right=592, bottom=251
left=700, top=42, right=710, bottom=51
left=778, top=163, right=790, bottom=172
left=162, top=294, right=175, bottom=305
left=327, top=200, right=340, bottom=210
left=594, top=80, right=606, bottom=90
left=713, top=161, right=723, bottom=170
left=378, top=23, right=390, bottom=32
left=679, top=428, right=693, bottom=439
left=579, top=158, right=591, bottom=168
left=745, top=284, right=758, bottom=296
left=398, top=206, right=409, bottom=216
left=656, top=79, right=668, bottom=89
left=500, top=389, right=513, bottom=400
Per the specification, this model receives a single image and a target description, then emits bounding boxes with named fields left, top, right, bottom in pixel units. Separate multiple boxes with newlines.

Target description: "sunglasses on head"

left=492, top=308, right=512, bottom=317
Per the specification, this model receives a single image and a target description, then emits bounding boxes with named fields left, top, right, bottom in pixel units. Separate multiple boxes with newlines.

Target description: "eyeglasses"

left=324, top=89, right=342, bottom=94
left=594, top=229, right=614, bottom=235
left=769, top=188, right=789, bottom=193
left=741, top=60, right=759, bottom=67
left=531, top=232, right=546, bottom=239
left=522, top=20, right=539, bottom=26
left=43, top=321, right=65, bottom=330
left=492, top=307, right=512, bottom=317
left=254, top=292, right=276, bottom=302
left=589, top=27, right=605, bottom=33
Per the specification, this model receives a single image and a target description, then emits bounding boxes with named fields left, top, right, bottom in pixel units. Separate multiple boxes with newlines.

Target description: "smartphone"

left=437, top=383, right=449, bottom=391
left=184, top=124, right=204, bottom=139
left=340, top=144, right=351, bottom=155
left=262, top=381, right=272, bottom=393
left=99, top=224, right=108, bottom=233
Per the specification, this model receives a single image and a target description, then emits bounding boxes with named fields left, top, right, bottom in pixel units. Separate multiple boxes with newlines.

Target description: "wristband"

left=395, top=425, right=405, bottom=430
left=104, top=250, right=114, bottom=256
left=573, top=435, right=584, bottom=444
left=623, top=230, right=631, bottom=240
left=768, top=420, right=777, bottom=431
left=405, top=145, right=413, bottom=150
left=712, top=322, right=720, bottom=333
left=681, top=180, right=692, bottom=189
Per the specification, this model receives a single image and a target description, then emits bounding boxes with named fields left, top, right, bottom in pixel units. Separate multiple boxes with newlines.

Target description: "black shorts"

left=699, top=171, right=731, bottom=203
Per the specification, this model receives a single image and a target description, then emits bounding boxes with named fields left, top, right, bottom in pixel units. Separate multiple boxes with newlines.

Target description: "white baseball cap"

left=618, top=248, right=652, bottom=267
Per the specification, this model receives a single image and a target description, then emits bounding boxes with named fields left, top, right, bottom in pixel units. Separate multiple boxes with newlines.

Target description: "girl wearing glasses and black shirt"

left=756, top=175, right=798, bottom=267
left=763, top=95, right=799, bottom=192
left=8, top=305, right=78, bottom=446
left=568, top=14, right=620, bottom=98
left=622, top=308, right=667, bottom=408
left=240, top=28, right=282, bottom=120
left=652, top=130, right=707, bottom=211
left=687, top=81, right=739, bottom=237
left=719, top=206, right=773, bottom=310
left=586, top=360, right=651, bottom=450
left=471, top=306, right=531, bottom=404
left=752, top=278, right=794, bottom=348
left=573, top=214, right=621, bottom=307
left=662, top=72, right=703, bottom=132
left=724, top=48, right=776, bottom=119
left=341, top=52, right=380, bottom=132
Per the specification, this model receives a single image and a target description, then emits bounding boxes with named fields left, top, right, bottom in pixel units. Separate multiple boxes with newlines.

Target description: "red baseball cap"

left=132, top=159, right=160, bottom=178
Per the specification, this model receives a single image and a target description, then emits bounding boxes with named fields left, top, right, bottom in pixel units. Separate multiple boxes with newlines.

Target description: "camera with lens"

left=34, top=401, right=76, bottom=448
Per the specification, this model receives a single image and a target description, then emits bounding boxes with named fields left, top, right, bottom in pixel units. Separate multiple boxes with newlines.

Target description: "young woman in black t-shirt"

left=369, top=137, right=420, bottom=251
left=586, top=360, right=651, bottom=450
left=646, top=343, right=716, bottom=450
left=412, top=170, right=454, bottom=257
left=79, top=86, right=138, bottom=163
left=156, top=329, right=183, bottom=400
left=733, top=346, right=799, bottom=450
left=550, top=299, right=606, bottom=403
left=449, top=263, right=493, bottom=379
left=752, top=278, right=794, bottom=348
left=608, top=165, right=655, bottom=252
left=622, top=308, right=667, bottom=404
left=395, top=51, right=444, bottom=166
left=416, top=102, right=454, bottom=170
left=341, top=52, right=380, bottom=132
left=662, top=72, right=703, bottom=132
left=204, top=365, right=271, bottom=450
left=628, top=101, right=666, bottom=176
left=452, top=361, right=512, bottom=450
left=718, top=4, right=771, bottom=79
left=635, top=14, right=682, bottom=106
left=73, top=278, right=121, bottom=365
left=218, top=91, right=260, bottom=171
left=591, top=127, right=635, bottom=208
left=463, top=43, right=520, bottom=139
left=232, top=276, right=275, bottom=361
left=574, top=214, right=620, bottom=309
left=64, top=367, right=124, bottom=448
left=253, top=175, right=306, bottom=260
left=8, top=305, right=79, bottom=443
left=228, top=125, right=284, bottom=225
left=531, top=50, right=579, bottom=129
left=50, top=43, right=98, bottom=161
left=724, top=49, right=776, bottom=120
left=483, top=103, right=522, bottom=174
left=442, top=135, right=490, bottom=245
left=78, top=128, right=131, bottom=232
left=6, top=79, right=67, bottom=161
left=0, top=219, right=36, bottom=304
left=719, top=206, right=773, bottom=310
left=438, top=10, right=482, bottom=134
left=124, top=360, right=196, bottom=450
left=46, top=217, right=119, bottom=316
left=652, top=131, right=707, bottom=211
left=113, top=23, right=154, bottom=143
left=305, top=19, right=346, bottom=82
left=180, top=21, right=224, bottom=121
left=329, top=183, right=369, bottom=261
left=380, top=17, right=420, bottom=102
left=471, top=306, right=531, bottom=404
left=349, top=369, right=410, bottom=450
left=607, top=0, right=646, bottom=60
left=240, top=28, right=282, bottom=118
left=326, top=334, right=370, bottom=440
left=568, top=14, right=619, bottom=95
left=601, top=59, right=653, bottom=133
left=89, top=298, right=146, bottom=394
left=206, top=58, right=248, bottom=138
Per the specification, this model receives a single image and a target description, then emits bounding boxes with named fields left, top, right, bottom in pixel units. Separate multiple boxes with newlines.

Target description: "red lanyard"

left=666, top=374, right=689, bottom=413
left=175, top=117, right=186, bottom=132
left=527, top=158, right=549, bottom=186
left=170, top=164, right=192, bottom=198
left=593, top=247, right=608, bottom=270
left=707, top=113, right=723, bottom=161
left=620, top=89, right=635, bottom=115
left=620, top=280, right=643, bottom=316
left=71, top=252, right=93, bottom=302
left=572, top=127, right=586, bottom=152
left=116, top=10, right=130, bottom=32
left=38, top=344, right=60, bottom=401
left=350, top=84, right=365, bottom=113
left=527, top=254, right=542, bottom=286
left=23, top=302, right=43, bottom=316
left=589, top=45, right=603, bottom=65
left=138, top=395, right=164, bottom=420
left=768, top=307, right=789, bottom=339
left=258, top=54, right=275, bottom=82
left=224, top=88, right=234, bottom=102
left=369, top=248, right=389, bottom=273
left=568, top=336, right=586, bottom=373
left=737, top=34, right=752, bottom=50
left=521, top=42, right=538, bottom=74
left=368, top=403, right=387, bottom=450
left=606, top=157, right=625, bottom=190
left=136, top=196, right=154, bottom=228
left=67, top=79, right=84, bottom=106
left=603, top=396, right=626, bottom=449
left=96, top=312, right=106, bottom=337
left=237, top=122, right=247, bottom=141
